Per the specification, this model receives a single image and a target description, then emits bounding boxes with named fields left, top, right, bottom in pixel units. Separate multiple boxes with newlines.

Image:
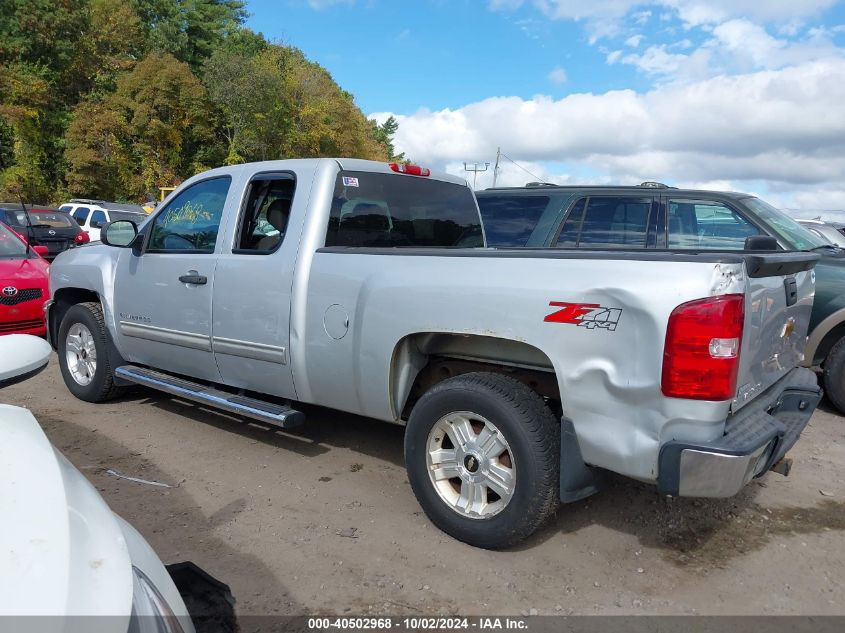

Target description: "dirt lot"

left=5, top=357, right=844, bottom=616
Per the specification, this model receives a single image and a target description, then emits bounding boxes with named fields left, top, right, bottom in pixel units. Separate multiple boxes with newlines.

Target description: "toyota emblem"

left=48, top=229, right=56, bottom=235
left=2, top=286, right=18, bottom=297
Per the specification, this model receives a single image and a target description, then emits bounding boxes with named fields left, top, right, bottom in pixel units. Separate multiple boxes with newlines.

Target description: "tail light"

left=662, top=294, right=744, bottom=401
left=75, top=231, right=90, bottom=245
left=389, top=163, right=430, bottom=177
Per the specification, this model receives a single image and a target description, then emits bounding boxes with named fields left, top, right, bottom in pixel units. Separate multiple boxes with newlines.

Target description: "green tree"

left=369, top=115, right=405, bottom=162
left=130, top=0, right=247, bottom=70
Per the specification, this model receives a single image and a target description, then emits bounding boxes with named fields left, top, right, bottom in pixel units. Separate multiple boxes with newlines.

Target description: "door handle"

left=179, top=273, right=207, bottom=285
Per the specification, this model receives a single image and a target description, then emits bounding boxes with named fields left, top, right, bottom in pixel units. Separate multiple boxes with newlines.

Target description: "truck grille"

left=0, top=318, right=43, bottom=333
left=0, top=288, right=43, bottom=306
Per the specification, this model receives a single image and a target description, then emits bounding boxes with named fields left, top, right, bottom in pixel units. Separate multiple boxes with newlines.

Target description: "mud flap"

left=560, top=417, right=603, bottom=503
left=166, top=562, right=238, bottom=633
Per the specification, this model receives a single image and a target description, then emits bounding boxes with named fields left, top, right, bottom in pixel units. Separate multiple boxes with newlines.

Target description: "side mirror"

left=0, top=334, right=52, bottom=388
left=745, top=235, right=779, bottom=251
left=33, top=245, right=49, bottom=257
left=101, top=220, right=138, bottom=248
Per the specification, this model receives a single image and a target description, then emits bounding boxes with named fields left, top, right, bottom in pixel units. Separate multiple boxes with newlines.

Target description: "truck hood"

left=0, top=404, right=134, bottom=619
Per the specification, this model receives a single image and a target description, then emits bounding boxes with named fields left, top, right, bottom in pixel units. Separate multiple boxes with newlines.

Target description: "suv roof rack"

left=524, top=181, right=558, bottom=188
left=638, top=181, right=672, bottom=189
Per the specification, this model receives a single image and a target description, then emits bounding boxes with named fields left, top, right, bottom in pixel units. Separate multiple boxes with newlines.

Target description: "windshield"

left=0, top=222, right=27, bottom=257
left=742, top=197, right=827, bottom=250
left=29, top=211, right=75, bottom=228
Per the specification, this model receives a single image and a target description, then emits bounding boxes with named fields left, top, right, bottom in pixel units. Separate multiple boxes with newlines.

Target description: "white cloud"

left=606, top=50, right=623, bottom=64
left=548, top=66, right=568, bottom=84
left=625, top=34, right=645, bottom=47
left=619, top=20, right=843, bottom=81
left=372, top=58, right=845, bottom=209
left=489, top=0, right=840, bottom=42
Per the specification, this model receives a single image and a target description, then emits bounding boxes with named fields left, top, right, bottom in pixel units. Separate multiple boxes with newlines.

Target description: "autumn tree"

left=65, top=53, right=220, bottom=200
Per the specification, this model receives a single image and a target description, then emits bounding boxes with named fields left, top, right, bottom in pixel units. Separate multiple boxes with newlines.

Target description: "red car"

left=0, top=222, right=50, bottom=336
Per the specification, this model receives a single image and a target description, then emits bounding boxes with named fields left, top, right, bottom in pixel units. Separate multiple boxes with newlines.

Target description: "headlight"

left=128, top=567, right=186, bottom=633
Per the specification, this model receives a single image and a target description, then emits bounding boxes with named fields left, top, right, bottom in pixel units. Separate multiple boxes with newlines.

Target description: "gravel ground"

left=4, top=356, right=844, bottom=617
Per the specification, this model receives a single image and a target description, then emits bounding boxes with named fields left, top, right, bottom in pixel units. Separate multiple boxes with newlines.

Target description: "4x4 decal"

left=544, top=302, right=622, bottom=331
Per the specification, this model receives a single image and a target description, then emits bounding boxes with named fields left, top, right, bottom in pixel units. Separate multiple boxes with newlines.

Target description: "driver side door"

left=112, top=176, right=233, bottom=382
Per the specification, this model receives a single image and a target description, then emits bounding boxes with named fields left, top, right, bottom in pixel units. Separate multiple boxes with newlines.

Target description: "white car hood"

left=0, top=404, right=133, bottom=619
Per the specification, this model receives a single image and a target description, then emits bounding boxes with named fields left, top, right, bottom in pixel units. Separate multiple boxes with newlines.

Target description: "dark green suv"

left=476, top=183, right=845, bottom=413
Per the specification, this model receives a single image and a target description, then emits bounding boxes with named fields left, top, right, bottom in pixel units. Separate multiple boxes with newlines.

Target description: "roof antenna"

left=17, top=194, right=34, bottom=256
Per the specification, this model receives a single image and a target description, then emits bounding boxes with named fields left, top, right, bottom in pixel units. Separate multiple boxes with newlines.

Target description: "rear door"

left=662, top=196, right=813, bottom=409
left=551, top=194, right=657, bottom=248
left=211, top=172, right=297, bottom=399
left=111, top=176, right=233, bottom=381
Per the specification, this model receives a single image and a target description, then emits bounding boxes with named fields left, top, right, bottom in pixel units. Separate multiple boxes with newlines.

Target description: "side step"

left=115, top=365, right=305, bottom=429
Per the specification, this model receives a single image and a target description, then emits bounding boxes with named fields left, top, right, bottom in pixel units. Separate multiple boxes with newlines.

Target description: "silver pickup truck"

left=47, top=158, right=822, bottom=548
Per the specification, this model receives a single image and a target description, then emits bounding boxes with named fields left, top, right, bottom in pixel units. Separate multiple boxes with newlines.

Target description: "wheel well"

left=391, top=333, right=561, bottom=420
left=815, top=321, right=845, bottom=367
left=49, top=288, right=100, bottom=347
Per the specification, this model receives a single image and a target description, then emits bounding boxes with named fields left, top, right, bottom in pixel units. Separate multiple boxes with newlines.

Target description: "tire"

left=58, top=302, right=123, bottom=402
left=823, top=336, right=845, bottom=414
left=404, top=372, right=560, bottom=549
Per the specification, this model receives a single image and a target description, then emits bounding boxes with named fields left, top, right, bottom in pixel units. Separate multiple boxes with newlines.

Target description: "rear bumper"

left=657, top=367, right=822, bottom=497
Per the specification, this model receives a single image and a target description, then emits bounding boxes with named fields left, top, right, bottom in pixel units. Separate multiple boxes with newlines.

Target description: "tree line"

left=0, top=0, right=403, bottom=204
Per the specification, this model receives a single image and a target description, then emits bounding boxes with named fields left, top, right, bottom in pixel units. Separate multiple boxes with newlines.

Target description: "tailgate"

left=733, top=253, right=819, bottom=412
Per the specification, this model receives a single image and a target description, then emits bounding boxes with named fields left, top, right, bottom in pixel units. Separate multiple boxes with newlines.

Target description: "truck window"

left=668, top=199, right=760, bottom=249
left=235, top=175, right=295, bottom=253
left=148, top=177, right=231, bottom=253
left=555, top=197, right=651, bottom=248
left=476, top=195, right=550, bottom=247
left=324, top=171, right=482, bottom=248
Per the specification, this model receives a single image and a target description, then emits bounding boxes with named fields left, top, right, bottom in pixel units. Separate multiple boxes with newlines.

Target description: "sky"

left=246, top=0, right=845, bottom=210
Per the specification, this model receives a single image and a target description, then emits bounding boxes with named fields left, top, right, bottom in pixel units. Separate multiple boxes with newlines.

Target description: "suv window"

left=90, top=210, right=107, bottom=228
left=325, top=171, right=482, bottom=248
left=555, top=196, right=652, bottom=248
left=476, top=195, right=550, bottom=247
left=668, top=199, right=760, bottom=249
left=148, top=177, right=231, bottom=253
left=236, top=175, right=295, bottom=252
left=72, top=206, right=91, bottom=224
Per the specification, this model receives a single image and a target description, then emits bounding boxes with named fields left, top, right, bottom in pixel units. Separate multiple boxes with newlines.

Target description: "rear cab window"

left=325, top=171, right=482, bottom=248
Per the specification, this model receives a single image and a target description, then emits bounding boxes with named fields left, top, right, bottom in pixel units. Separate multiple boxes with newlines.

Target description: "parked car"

left=47, top=159, right=820, bottom=548
left=797, top=218, right=845, bottom=248
left=59, top=199, right=148, bottom=242
left=475, top=183, right=845, bottom=414
left=0, top=221, right=50, bottom=336
left=0, top=203, right=89, bottom=259
left=0, top=334, right=234, bottom=630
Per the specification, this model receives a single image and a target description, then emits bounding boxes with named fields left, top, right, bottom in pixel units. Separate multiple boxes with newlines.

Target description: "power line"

left=499, top=152, right=544, bottom=183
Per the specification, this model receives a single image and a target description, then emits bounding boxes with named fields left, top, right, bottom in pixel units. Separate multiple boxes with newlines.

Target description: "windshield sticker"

left=544, top=302, right=622, bottom=331
left=342, top=176, right=359, bottom=187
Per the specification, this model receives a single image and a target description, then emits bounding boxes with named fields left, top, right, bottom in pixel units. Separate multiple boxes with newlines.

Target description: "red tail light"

left=389, top=162, right=430, bottom=177
left=662, top=294, right=744, bottom=401
left=75, top=231, right=90, bottom=245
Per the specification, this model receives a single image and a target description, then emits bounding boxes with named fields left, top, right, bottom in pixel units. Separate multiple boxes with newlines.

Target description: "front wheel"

left=58, top=302, right=123, bottom=402
left=404, top=372, right=560, bottom=549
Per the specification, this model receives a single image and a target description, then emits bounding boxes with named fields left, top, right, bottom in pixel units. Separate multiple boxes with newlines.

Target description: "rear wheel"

left=404, top=372, right=560, bottom=549
left=823, top=336, right=845, bottom=414
left=58, top=302, right=123, bottom=402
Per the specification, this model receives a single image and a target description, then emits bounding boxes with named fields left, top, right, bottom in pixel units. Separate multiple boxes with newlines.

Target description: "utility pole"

left=463, top=161, right=490, bottom=189
left=492, top=147, right=501, bottom=187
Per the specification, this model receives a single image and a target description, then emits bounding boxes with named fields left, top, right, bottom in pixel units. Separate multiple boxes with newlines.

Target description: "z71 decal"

left=544, top=302, right=623, bottom=331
